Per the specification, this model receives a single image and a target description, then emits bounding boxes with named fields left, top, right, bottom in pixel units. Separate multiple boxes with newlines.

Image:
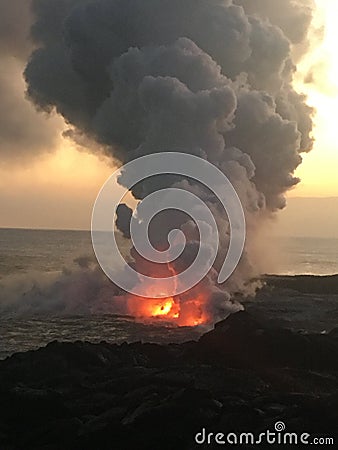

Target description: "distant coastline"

left=265, top=274, right=338, bottom=294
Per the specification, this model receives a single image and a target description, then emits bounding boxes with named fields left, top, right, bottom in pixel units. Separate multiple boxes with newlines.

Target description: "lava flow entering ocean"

left=126, top=290, right=210, bottom=327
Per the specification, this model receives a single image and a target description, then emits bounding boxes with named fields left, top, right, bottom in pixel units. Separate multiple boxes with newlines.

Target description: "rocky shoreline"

left=1, top=311, right=338, bottom=449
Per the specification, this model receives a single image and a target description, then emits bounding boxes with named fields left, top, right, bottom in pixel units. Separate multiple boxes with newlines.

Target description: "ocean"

left=1, top=228, right=338, bottom=279
left=275, top=236, right=338, bottom=276
left=0, top=228, right=337, bottom=359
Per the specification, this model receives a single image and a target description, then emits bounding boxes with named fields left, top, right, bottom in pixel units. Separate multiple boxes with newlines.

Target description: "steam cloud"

left=1, top=0, right=316, bottom=321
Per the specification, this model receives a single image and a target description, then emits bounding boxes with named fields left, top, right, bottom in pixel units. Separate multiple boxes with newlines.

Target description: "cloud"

left=0, top=0, right=63, bottom=164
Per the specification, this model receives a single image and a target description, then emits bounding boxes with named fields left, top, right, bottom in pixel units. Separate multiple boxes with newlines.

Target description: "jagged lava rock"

left=1, top=311, right=338, bottom=449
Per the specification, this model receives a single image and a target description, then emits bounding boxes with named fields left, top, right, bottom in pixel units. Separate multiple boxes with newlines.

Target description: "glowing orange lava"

left=150, top=297, right=178, bottom=317
left=122, top=264, right=210, bottom=326
left=126, top=289, right=210, bottom=327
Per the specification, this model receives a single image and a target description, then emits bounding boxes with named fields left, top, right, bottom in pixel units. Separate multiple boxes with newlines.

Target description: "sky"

left=291, top=0, right=338, bottom=198
left=0, top=0, right=337, bottom=233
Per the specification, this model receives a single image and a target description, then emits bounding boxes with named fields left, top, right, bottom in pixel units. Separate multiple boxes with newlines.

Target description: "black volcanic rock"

left=265, top=274, right=338, bottom=294
left=1, top=312, right=338, bottom=449
left=198, top=311, right=338, bottom=370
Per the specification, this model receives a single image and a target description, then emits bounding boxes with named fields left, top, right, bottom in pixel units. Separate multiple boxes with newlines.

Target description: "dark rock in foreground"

left=1, top=311, right=338, bottom=449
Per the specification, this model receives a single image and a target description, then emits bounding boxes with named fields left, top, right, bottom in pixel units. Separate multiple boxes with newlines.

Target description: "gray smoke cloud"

left=25, top=0, right=314, bottom=205
left=0, top=0, right=32, bottom=59
left=116, top=204, right=132, bottom=239
left=20, top=0, right=316, bottom=321
left=0, top=0, right=62, bottom=164
left=234, top=0, right=314, bottom=47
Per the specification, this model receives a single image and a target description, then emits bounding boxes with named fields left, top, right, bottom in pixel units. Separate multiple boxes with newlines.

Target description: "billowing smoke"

left=19, top=0, right=315, bottom=323
left=0, top=259, right=122, bottom=318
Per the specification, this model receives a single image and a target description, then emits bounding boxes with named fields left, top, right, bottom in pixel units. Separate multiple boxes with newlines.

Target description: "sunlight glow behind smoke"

left=291, top=0, right=338, bottom=197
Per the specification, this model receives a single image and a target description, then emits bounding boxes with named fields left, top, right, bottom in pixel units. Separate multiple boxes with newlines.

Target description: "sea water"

left=0, top=228, right=337, bottom=358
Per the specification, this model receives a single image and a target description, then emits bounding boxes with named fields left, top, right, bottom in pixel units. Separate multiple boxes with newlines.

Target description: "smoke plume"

left=14, top=0, right=316, bottom=322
